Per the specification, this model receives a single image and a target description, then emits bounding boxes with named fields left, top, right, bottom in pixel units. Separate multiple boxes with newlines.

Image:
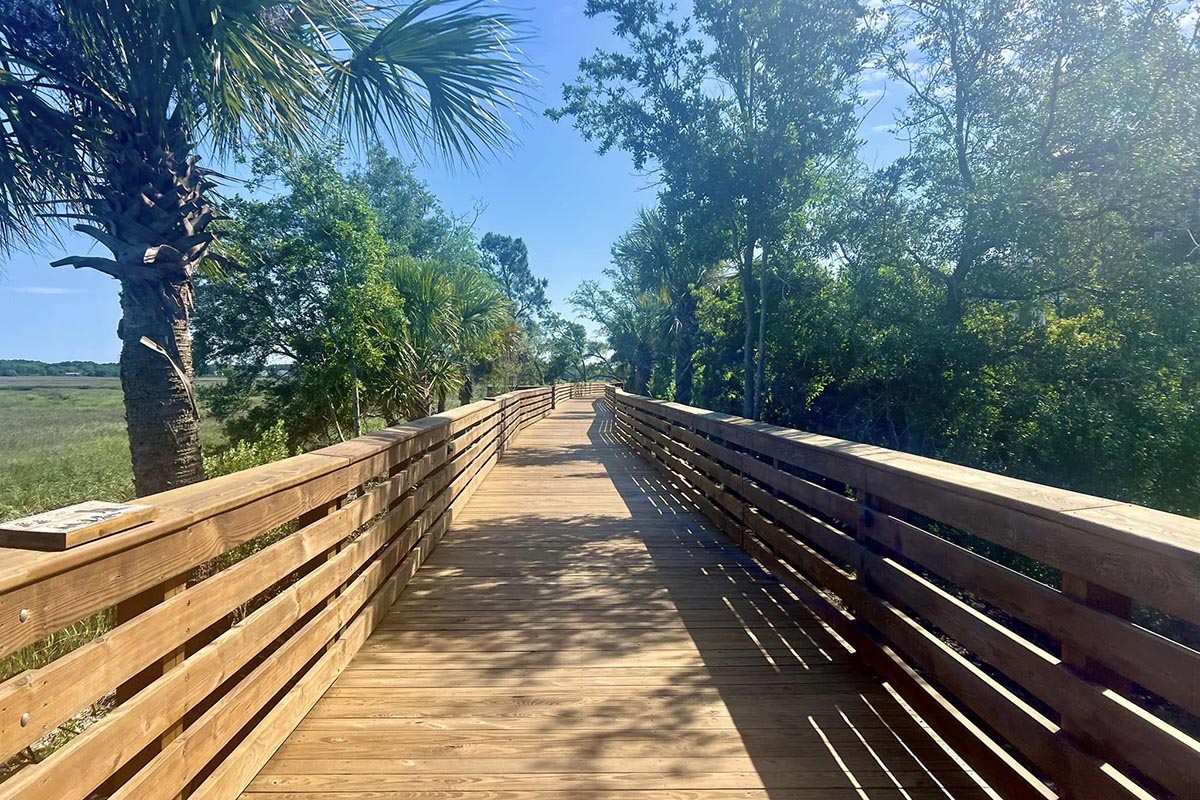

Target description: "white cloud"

left=861, top=88, right=886, bottom=101
left=5, top=286, right=86, bottom=295
left=871, top=124, right=896, bottom=133
left=1182, top=4, right=1199, bottom=34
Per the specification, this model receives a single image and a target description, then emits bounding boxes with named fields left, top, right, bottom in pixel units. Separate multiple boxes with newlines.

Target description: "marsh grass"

left=0, top=377, right=231, bottom=781
left=0, top=377, right=227, bottom=521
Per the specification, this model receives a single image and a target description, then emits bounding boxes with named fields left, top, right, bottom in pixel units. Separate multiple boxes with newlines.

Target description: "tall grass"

left=0, top=378, right=275, bottom=780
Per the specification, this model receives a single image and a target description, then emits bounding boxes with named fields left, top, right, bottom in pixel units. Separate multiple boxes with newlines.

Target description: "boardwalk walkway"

left=242, top=399, right=992, bottom=799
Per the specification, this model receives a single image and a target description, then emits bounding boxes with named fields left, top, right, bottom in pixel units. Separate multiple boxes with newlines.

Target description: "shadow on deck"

left=242, top=399, right=993, bottom=799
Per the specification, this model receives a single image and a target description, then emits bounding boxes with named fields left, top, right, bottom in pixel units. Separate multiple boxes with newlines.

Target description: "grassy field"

left=0, top=376, right=227, bottom=522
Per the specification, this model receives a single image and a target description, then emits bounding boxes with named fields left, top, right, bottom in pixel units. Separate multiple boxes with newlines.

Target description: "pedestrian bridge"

left=0, top=384, right=1196, bottom=800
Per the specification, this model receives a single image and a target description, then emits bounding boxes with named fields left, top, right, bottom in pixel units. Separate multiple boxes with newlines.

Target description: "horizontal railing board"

left=865, top=509, right=1200, bottom=718
left=611, top=387, right=1197, bottom=800
left=0, top=383, right=593, bottom=800
left=0, top=465, right=351, bottom=659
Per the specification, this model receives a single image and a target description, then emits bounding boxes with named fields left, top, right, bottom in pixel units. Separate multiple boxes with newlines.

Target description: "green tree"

left=572, top=259, right=667, bottom=395
left=543, top=318, right=606, bottom=382
left=0, top=0, right=527, bottom=494
left=379, top=257, right=509, bottom=420
left=479, top=233, right=551, bottom=325
left=194, top=147, right=394, bottom=450
left=612, top=206, right=715, bottom=404
left=552, top=0, right=870, bottom=417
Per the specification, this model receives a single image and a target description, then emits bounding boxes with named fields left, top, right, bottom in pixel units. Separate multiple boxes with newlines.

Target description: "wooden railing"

left=609, top=386, right=1200, bottom=800
left=564, top=381, right=607, bottom=398
left=0, top=384, right=594, bottom=800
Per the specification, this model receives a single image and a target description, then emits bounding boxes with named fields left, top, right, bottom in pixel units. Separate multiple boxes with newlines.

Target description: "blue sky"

left=0, top=0, right=907, bottom=362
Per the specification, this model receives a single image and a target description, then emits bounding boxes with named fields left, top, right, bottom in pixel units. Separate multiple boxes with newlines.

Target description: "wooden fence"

left=562, top=381, right=606, bottom=399
left=609, top=386, right=1200, bottom=800
left=0, top=384, right=591, bottom=800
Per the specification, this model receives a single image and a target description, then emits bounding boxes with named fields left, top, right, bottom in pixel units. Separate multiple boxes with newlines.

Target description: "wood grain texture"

left=614, top=389, right=1199, bottom=800
left=240, top=399, right=993, bottom=800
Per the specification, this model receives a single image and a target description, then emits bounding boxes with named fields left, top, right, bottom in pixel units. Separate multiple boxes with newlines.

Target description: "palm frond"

left=329, top=0, right=531, bottom=163
left=0, top=71, right=90, bottom=249
left=0, top=0, right=530, bottom=255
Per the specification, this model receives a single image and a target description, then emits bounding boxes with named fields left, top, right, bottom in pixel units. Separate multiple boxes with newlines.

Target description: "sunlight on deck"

left=242, top=399, right=994, bottom=800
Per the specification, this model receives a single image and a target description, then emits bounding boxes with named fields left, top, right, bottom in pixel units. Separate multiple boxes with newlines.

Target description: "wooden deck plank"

left=241, top=399, right=994, bottom=799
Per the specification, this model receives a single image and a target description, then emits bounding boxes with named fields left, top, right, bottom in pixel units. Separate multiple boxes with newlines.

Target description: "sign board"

left=0, top=501, right=157, bottom=551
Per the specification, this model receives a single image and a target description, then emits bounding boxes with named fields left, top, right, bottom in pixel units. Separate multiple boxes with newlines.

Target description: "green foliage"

left=378, top=255, right=509, bottom=419
left=480, top=233, right=551, bottom=326
left=553, top=0, right=873, bottom=414
left=352, top=146, right=483, bottom=264
left=567, top=0, right=1200, bottom=516
left=541, top=318, right=608, bottom=382
left=0, top=0, right=530, bottom=251
left=196, top=146, right=522, bottom=443
left=196, top=145, right=395, bottom=449
left=204, top=421, right=291, bottom=478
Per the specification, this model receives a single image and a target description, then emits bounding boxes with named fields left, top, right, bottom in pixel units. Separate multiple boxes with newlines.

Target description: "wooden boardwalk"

left=242, top=399, right=993, bottom=800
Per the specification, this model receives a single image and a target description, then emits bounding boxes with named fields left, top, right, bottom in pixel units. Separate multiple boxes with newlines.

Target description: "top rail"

left=609, top=386, right=1200, bottom=800
left=0, top=382, right=593, bottom=800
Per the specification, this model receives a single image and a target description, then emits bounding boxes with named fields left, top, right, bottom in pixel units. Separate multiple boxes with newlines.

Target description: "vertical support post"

left=104, top=573, right=188, bottom=795
left=1058, top=575, right=1132, bottom=800
left=853, top=491, right=879, bottom=587
left=1060, top=575, right=1132, bottom=690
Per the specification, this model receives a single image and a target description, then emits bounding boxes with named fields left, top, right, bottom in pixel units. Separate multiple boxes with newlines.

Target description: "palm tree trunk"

left=118, top=280, right=204, bottom=496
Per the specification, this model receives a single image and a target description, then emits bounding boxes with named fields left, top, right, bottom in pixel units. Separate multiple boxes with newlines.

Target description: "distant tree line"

left=0, top=360, right=119, bottom=377
left=555, top=0, right=1200, bottom=515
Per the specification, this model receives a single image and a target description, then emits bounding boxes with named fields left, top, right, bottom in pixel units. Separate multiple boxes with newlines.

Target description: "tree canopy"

left=195, top=146, right=582, bottom=450
left=559, top=0, right=1200, bottom=515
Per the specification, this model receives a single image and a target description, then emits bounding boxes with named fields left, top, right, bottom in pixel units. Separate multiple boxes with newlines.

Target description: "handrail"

left=608, top=386, right=1200, bottom=800
left=0, top=383, right=593, bottom=800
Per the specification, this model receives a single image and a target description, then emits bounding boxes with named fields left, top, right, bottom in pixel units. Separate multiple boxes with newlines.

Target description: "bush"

left=204, top=421, right=291, bottom=477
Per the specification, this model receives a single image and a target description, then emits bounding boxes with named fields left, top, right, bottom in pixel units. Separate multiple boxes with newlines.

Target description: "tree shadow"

left=254, top=398, right=995, bottom=798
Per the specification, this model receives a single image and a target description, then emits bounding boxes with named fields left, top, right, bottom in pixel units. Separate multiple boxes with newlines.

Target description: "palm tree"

left=614, top=207, right=714, bottom=404
left=0, top=0, right=527, bottom=494
left=446, top=262, right=510, bottom=408
left=382, top=257, right=507, bottom=420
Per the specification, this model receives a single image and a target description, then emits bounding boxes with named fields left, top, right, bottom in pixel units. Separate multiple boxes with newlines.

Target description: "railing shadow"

left=581, top=397, right=992, bottom=798
left=289, top=398, right=991, bottom=797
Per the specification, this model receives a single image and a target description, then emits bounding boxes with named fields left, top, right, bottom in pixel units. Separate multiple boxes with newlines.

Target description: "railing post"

left=853, top=491, right=880, bottom=585
left=104, top=573, right=189, bottom=795
left=1058, top=575, right=1133, bottom=799
left=1060, top=576, right=1132, bottom=688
